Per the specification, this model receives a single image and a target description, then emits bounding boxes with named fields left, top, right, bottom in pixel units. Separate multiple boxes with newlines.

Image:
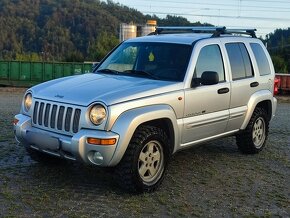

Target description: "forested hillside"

left=0, top=0, right=205, bottom=62
left=0, top=0, right=146, bottom=61
left=266, top=28, right=290, bottom=73
left=1, top=0, right=289, bottom=70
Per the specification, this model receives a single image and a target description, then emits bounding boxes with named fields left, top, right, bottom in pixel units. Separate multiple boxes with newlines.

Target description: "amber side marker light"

left=87, top=137, right=116, bottom=145
left=13, top=118, right=19, bottom=125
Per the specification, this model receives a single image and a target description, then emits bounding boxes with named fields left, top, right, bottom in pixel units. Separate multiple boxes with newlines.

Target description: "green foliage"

left=153, top=15, right=212, bottom=27
left=15, top=53, right=42, bottom=62
left=0, top=0, right=145, bottom=62
left=266, top=28, right=290, bottom=73
left=88, top=32, right=119, bottom=61
left=0, top=0, right=213, bottom=62
left=65, top=51, right=85, bottom=62
left=271, top=55, right=288, bottom=73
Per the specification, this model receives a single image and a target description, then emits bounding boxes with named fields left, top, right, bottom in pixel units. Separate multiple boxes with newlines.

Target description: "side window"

left=194, top=44, right=225, bottom=82
left=250, top=43, right=271, bottom=76
left=225, top=43, right=253, bottom=80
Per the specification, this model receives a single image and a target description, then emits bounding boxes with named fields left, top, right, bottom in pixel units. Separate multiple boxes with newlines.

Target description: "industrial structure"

left=119, top=20, right=157, bottom=41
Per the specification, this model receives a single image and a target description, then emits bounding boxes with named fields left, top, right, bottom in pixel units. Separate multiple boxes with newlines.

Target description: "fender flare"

left=240, top=90, right=274, bottom=130
left=109, top=104, right=179, bottom=166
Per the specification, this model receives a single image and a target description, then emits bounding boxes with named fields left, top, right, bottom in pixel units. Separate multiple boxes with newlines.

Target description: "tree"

left=88, top=32, right=119, bottom=61
left=15, top=52, right=42, bottom=61
left=271, top=55, right=288, bottom=73
left=266, top=28, right=290, bottom=73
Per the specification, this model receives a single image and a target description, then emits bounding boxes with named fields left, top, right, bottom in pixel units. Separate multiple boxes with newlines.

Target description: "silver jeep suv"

left=14, top=26, right=277, bottom=192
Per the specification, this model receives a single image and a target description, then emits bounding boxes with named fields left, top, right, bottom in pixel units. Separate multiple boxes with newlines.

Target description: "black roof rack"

left=154, top=26, right=257, bottom=38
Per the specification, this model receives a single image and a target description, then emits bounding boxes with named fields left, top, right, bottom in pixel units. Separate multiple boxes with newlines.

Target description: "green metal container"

left=0, top=62, right=9, bottom=80
left=0, top=61, right=93, bottom=87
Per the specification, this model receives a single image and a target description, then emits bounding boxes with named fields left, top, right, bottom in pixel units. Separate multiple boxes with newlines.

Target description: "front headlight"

left=24, top=93, right=32, bottom=112
left=89, top=104, right=107, bottom=125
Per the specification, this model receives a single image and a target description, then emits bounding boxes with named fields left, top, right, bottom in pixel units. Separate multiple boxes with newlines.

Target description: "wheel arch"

left=256, top=100, right=272, bottom=121
left=109, top=104, right=179, bottom=166
left=241, top=90, right=275, bottom=130
left=141, top=118, right=175, bottom=154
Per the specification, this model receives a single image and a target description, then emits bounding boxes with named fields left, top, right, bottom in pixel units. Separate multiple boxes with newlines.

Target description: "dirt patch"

left=276, top=95, right=290, bottom=103
left=0, top=87, right=27, bottom=93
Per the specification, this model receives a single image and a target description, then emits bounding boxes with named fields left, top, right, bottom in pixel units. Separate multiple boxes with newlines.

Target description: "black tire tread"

left=236, top=107, right=269, bottom=154
left=116, top=125, right=168, bottom=193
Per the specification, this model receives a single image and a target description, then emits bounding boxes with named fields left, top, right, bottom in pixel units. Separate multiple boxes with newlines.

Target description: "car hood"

left=31, top=73, right=182, bottom=106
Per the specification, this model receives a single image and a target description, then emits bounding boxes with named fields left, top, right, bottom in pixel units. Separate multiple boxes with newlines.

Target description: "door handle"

left=217, top=88, right=229, bottom=94
left=250, top=82, right=259, bottom=87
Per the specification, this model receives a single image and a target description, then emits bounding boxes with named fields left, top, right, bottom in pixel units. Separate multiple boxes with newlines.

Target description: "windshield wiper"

left=96, top=69, right=120, bottom=75
left=123, top=70, right=159, bottom=80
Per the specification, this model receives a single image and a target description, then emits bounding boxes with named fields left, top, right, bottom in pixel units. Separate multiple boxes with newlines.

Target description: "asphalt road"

left=0, top=88, right=289, bottom=217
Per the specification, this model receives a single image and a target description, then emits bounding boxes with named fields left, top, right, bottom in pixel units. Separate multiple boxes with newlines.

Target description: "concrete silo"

left=119, top=23, right=137, bottom=41
left=140, top=20, right=157, bottom=36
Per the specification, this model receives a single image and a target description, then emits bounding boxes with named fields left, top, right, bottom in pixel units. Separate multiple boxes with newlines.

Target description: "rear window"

left=250, top=43, right=271, bottom=76
left=225, top=43, right=253, bottom=80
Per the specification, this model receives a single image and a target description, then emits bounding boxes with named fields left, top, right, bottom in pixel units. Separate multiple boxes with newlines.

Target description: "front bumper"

left=14, top=114, right=119, bottom=166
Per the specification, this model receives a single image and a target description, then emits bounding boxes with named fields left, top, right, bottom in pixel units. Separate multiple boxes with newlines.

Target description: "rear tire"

left=116, top=125, right=169, bottom=193
left=236, top=107, right=269, bottom=154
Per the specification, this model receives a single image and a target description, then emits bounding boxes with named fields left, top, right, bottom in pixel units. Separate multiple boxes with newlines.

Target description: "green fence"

left=0, top=61, right=93, bottom=87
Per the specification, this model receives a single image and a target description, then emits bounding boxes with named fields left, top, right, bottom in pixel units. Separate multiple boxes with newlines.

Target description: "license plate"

left=26, top=131, right=60, bottom=150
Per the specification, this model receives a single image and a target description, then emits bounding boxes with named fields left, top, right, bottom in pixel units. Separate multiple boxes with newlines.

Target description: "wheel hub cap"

left=138, top=140, right=164, bottom=184
left=252, top=117, right=266, bottom=148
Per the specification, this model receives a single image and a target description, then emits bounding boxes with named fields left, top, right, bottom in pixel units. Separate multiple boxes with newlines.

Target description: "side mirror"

left=191, top=78, right=201, bottom=87
left=200, top=71, right=219, bottom=85
left=191, top=71, right=219, bottom=87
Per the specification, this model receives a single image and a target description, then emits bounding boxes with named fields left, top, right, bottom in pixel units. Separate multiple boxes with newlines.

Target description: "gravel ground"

left=0, top=88, right=289, bottom=217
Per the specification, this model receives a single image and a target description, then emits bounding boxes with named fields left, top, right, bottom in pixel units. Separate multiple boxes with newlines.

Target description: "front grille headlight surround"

left=24, top=92, right=33, bottom=112
left=89, top=104, right=107, bottom=126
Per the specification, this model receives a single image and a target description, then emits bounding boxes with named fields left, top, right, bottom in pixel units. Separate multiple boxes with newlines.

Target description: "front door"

left=182, top=42, right=230, bottom=145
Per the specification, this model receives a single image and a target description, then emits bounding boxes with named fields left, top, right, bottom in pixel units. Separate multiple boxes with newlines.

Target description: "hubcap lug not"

left=138, top=140, right=164, bottom=183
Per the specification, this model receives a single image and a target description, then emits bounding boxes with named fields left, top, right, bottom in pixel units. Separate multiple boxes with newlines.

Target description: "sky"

left=112, top=0, right=290, bottom=38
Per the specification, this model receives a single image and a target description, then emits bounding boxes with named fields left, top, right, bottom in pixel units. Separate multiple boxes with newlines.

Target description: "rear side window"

left=194, top=44, right=225, bottom=82
left=250, top=43, right=271, bottom=76
left=226, top=43, right=253, bottom=80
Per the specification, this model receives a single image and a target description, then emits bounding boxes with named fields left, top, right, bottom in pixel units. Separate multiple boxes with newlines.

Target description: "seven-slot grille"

left=32, top=101, right=81, bottom=134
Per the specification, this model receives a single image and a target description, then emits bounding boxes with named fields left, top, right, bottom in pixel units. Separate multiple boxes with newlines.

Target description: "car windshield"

left=95, top=42, right=192, bottom=82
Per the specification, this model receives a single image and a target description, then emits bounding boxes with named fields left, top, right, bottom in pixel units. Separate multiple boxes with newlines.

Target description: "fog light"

left=92, top=151, right=104, bottom=165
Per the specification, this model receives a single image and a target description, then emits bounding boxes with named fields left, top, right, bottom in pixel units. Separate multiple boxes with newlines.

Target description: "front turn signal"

left=87, top=137, right=116, bottom=146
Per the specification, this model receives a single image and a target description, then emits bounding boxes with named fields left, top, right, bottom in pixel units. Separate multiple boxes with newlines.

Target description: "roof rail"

left=225, top=28, right=257, bottom=38
left=154, top=26, right=257, bottom=38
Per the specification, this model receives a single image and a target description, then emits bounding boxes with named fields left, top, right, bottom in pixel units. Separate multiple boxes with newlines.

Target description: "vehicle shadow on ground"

left=21, top=137, right=241, bottom=195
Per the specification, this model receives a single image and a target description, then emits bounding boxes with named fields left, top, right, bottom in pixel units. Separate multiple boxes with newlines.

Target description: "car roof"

left=125, top=33, right=259, bottom=45
left=125, top=33, right=213, bottom=45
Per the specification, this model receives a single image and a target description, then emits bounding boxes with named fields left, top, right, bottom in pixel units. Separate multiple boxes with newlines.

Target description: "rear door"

left=220, top=39, right=258, bottom=131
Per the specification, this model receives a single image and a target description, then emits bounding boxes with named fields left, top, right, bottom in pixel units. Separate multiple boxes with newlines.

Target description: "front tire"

left=116, top=125, right=169, bottom=193
left=236, top=107, right=269, bottom=154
